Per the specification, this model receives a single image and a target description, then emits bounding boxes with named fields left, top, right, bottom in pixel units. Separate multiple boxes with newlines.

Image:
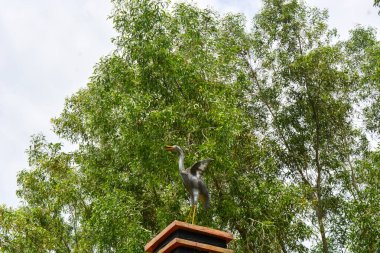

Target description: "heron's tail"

left=204, top=197, right=210, bottom=210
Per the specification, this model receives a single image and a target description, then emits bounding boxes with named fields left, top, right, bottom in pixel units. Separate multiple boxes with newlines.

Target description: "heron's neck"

left=177, top=149, right=185, bottom=172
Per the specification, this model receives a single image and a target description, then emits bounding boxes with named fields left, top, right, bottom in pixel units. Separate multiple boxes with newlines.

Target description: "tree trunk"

left=316, top=201, right=329, bottom=253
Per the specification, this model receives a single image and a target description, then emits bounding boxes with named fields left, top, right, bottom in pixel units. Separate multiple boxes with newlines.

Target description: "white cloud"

left=307, top=0, right=379, bottom=39
left=0, top=0, right=116, bottom=207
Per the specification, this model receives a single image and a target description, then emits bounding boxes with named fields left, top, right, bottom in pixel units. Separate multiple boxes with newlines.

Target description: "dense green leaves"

left=345, top=151, right=380, bottom=252
left=1, top=0, right=379, bottom=252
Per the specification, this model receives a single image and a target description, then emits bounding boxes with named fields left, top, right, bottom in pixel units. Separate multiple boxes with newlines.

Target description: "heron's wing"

left=189, top=159, right=213, bottom=178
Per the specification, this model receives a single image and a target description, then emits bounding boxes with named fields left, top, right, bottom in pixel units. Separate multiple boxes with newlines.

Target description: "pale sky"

left=0, top=0, right=379, bottom=207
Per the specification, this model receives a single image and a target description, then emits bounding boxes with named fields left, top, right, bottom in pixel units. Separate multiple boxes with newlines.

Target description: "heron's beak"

left=164, top=145, right=175, bottom=151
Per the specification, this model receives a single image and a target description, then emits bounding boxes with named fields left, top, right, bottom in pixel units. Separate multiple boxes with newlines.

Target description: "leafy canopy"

left=1, top=0, right=379, bottom=252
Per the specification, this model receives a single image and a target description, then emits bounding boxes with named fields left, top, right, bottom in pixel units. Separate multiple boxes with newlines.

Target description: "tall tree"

left=241, top=0, right=378, bottom=252
left=346, top=24, right=380, bottom=253
left=0, top=0, right=379, bottom=252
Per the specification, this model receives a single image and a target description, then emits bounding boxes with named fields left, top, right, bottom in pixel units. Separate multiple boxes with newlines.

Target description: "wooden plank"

left=144, top=220, right=233, bottom=252
left=145, top=220, right=178, bottom=252
left=158, top=238, right=234, bottom=253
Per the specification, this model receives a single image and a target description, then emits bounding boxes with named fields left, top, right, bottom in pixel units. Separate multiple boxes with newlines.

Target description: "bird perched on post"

left=165, top=145, right=212, bottom=224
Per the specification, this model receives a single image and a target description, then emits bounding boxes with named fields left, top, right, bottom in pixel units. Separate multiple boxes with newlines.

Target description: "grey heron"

left=165, top=145, right=212, bottom=224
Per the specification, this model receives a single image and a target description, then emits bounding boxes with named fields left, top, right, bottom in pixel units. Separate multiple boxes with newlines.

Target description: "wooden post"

left=144, top=220, right=234, bottom=253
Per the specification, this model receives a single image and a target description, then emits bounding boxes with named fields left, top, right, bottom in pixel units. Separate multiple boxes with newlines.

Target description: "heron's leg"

left=191, top=205, right=197, bottom=224
left=191, top=190, right=199, bottom=225
left=185, top=206, right=193, bottom=223
left=185, top=195, right=195, bottom=223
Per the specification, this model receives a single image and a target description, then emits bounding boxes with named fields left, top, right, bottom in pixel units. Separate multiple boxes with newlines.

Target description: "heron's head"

left=164, top=145, right=180, bottom=153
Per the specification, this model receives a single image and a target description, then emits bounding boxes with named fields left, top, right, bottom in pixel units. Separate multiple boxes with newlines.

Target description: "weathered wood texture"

left=145, top=220, right=234, bottom=253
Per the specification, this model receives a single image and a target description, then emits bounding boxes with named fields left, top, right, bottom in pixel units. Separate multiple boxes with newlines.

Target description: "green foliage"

left=1, top=0, right=379, bottom=252
left=345, top=151, right=380, bottom=252
left=0, top=205, right=71, bottom=253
